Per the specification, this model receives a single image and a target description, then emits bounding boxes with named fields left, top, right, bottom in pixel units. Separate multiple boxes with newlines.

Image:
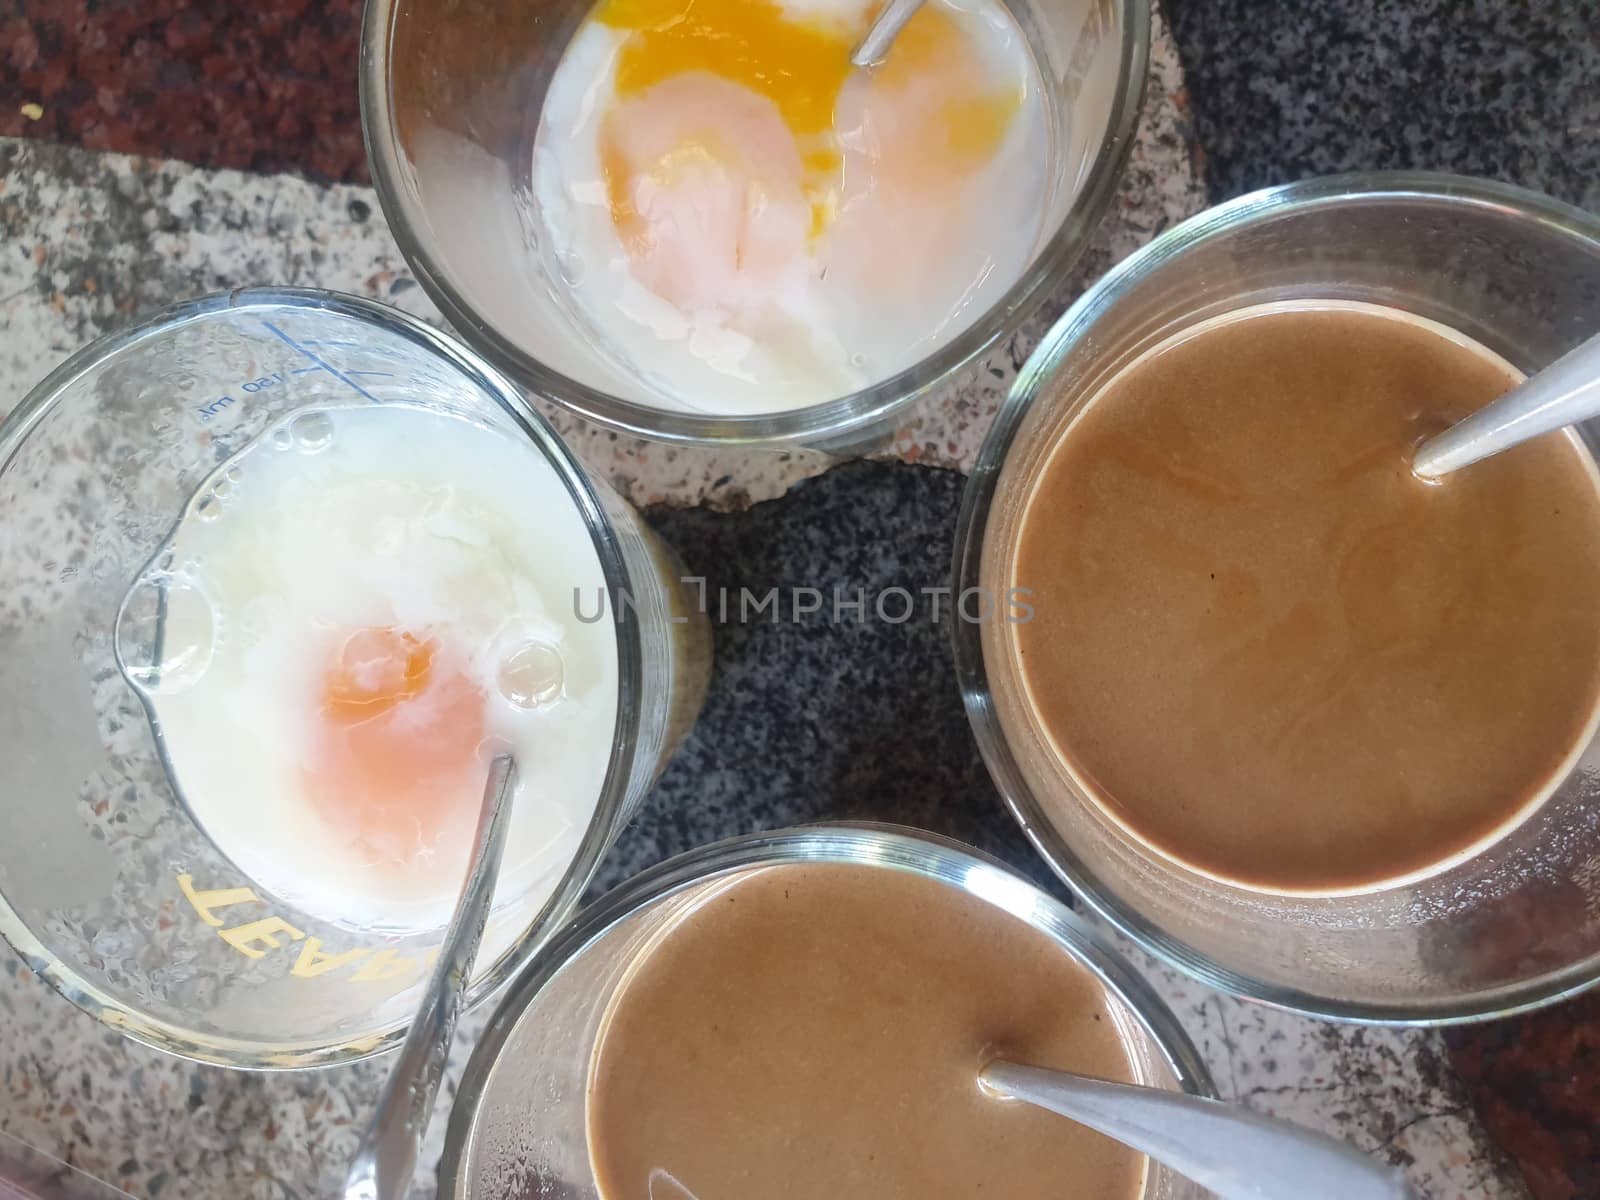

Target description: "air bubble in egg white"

left=271, top=426, right=294, bottom=451
left=290, top=411, right=336, bottom=454
left=115, top=571, right=217, bottom=696
left=497, top=641, right=566, bottom=709
left=558, top=250, right=587, bottom=286
left=195, top=496, right=221, bottom=522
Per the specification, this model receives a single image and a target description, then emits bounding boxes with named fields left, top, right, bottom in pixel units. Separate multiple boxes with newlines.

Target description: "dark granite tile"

left=1, top=0, right=367, bottom=183
left=594, top=459, right=1050, bottom=892
left=1166, top=0, right=1600, bottom=212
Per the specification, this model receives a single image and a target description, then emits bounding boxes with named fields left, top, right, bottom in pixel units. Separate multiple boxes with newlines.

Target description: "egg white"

left=531, top=0, right=1052, bottom=415
left=128, top=404, right=618, bottom=933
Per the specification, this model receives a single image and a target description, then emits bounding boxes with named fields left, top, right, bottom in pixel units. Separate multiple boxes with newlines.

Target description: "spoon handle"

left=982, top=1061, right=1414, bottom=1200
left=1413, top=331, right=1600, bottom=478
left=851, top=0, right=925, bottom=67
left=344, top=753, right=519, bottom=1200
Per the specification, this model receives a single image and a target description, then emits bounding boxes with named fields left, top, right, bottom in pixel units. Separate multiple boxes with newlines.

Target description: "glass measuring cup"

left=437, top=824, right=1214, bottom=1199
left=360, top=0, right=1149, bottom=448
left=0, top=288, right=709, bottom=1068
left=955, top=173, right=1600, bottom=1023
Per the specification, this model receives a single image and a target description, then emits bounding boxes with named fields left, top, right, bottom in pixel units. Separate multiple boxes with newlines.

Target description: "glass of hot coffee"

left=438, top=826, right=1213, bottom=1199
left=955, top=172, right=1600, bottom=1023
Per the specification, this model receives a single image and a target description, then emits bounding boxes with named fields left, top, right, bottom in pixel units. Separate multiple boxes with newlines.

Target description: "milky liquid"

left=116, top=404, right=618, bottom=931
left=532, top=0, right=1053, bottom=414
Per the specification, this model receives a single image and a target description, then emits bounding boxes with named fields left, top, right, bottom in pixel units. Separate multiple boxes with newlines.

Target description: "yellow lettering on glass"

left=349, top=948, right=423, bottom=983
left=177, top=874, right=261, bottom=927
left=175, top=874, right=439, bottom=985
left=218, top=916, right=305, bottom=960
left=291, top=938, right=372, bottom=979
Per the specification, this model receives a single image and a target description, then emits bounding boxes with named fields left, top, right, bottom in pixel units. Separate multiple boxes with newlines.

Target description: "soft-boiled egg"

left=120, top=404, right=617, bottom=932
left=533, top=0, right=1051, bottom=413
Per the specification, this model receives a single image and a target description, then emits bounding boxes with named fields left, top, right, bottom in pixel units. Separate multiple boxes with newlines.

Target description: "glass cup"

left=0, top=288, right=710, bottom=1068
left=437, top=824, right=1213, bottom=1199
left=360, top=0, right=1150, bottom=448
left=954, top=172, right=1600, bottom=1023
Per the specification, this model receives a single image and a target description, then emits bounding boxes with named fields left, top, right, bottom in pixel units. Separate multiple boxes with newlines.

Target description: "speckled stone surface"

left=1165, top=0, right=1600, bottom=212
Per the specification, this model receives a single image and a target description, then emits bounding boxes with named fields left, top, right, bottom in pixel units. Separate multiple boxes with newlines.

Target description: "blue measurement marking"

left=290, top=366, right=321, bottom=376
left=262, top=321, right=381, bottom=404
left=346, top=370, right=395, bottom=379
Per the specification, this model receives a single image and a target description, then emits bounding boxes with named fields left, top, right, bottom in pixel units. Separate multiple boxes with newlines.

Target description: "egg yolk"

left=864, top=8, right=1026, bottom=174
left=308, top=627, right=486, bottom=869
left=600, top=75, right=813, bottom=313
left=599, top=0, right=855, bottom=143
left=595, top=0, right=1023, bottom=252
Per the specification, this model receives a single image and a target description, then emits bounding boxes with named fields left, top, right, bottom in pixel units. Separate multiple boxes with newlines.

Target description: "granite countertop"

left=0, top=0, right=1598, bottom=1197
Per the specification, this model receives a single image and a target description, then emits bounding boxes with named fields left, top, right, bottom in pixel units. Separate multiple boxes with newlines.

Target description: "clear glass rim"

left=951, top=170, right=1600, bottom=1027
left=0, top=286, right=649, bottom=1070
left=438, top=821, right=1217, bottom=1198
left=358, top=0, right=1152, bottom=448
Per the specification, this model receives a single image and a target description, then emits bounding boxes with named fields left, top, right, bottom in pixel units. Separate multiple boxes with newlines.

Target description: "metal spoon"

left=344, top=753, right=518, bottom=1200
left=982, top=1060, right=1415, bottom=1200
left=851, top=0, right=924, bottom=67
left=1412, top=331, right=1600, bottom=478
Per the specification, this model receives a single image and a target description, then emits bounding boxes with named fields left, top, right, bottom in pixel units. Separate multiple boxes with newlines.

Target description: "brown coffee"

left=585, top=863, right=1145, bottom=1200
left=1008, top=301, right=1600, bottom=893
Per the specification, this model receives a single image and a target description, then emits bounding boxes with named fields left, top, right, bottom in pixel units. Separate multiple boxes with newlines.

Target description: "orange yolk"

left=594, top=0, right=1022, bottom=243
left=308, top=627, right=486, bottom=868
left=599, top=0, right=857, bottom=140
left=848, top=5, right=1025, bottom=181
left=599, top=0, right=855, bottom=237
